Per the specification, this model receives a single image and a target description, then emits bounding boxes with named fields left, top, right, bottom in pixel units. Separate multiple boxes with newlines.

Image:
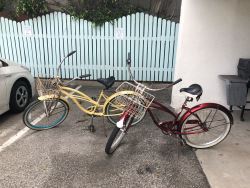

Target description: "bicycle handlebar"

left=126, top=52, right=182, bottom=91
left=67, top=50, right=77, bottom=58
left=56, top=51, right=77, bottom=79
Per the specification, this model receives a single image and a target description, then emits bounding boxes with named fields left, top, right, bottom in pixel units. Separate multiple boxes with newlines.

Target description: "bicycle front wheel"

left=105, top=115, right=134, bottom=154
left=23, top=99, right=69, bottom=130
left=105, top=94, right=146, bottom=126
left=180, top=107, right=232, bottom=148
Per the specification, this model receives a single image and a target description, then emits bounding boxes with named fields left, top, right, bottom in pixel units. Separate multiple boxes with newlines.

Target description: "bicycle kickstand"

left=82, top=115, right=96, bottom=132
left=88, top=115, right=96, bottom=132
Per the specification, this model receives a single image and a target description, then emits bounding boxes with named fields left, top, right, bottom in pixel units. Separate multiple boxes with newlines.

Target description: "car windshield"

left=0, top=59, right=8, bottom=67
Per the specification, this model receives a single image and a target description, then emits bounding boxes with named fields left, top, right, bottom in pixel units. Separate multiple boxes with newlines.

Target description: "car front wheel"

left=9, top=80, right=30, bottom=113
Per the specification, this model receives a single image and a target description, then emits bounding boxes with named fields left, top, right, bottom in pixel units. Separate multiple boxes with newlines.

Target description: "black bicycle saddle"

left=97, top=76, right=115, bottom=89
left=180, top=84, right=203, bottom=100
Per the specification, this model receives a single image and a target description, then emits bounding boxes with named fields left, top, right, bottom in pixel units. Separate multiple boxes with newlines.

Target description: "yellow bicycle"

left=23, top=51, right=145, bottom=131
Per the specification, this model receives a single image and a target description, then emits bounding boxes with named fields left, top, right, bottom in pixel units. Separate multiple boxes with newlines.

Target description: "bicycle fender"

left=178, top=103, right=233, bottom=131
left=38, top=94, right=59, bottom=100
left=37, top=96, right=70, bottom=109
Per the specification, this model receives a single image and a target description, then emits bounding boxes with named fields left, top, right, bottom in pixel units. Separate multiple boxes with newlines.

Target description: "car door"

left=0, top=61, right=7, bottom=108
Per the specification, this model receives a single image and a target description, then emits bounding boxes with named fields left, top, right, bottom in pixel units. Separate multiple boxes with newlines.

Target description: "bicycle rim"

left=24, top=99, right=69, bottom=130
left=181, top=107, right=231, bottom=148
left=109, top=129, right=126, bottom=153
left=106, top=95, right=145, bottom=126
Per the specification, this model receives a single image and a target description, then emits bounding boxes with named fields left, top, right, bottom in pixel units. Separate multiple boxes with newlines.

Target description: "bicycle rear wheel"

left=105, top=94, right=146, bottom=126
left=105, top=115, right=134, bottom=154
left=23, top=99, right=69, bottom=130
left=180, top=107, right=231, bottom=148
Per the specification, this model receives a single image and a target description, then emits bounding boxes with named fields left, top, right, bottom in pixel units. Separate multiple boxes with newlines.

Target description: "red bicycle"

left=105, top=54, right=233, bottom=154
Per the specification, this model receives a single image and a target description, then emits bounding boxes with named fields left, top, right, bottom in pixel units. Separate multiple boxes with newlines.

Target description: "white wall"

left=171, top=0, right=250, bottom=109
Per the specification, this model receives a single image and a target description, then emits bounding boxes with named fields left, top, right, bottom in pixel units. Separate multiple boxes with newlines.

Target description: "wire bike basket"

left=36, top=77, right=60, bottom=98
left=116, top=82, right=155, bottom=120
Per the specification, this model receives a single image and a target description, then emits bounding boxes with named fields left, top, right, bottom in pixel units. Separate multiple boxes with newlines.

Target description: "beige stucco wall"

left=171, top=0, right=250, bottom=109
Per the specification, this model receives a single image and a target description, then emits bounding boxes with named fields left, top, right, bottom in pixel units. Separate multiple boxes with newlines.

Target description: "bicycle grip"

left=127, top=52, right=131, bottom=65
left=172, top=78, right=182, bottom=85
left=79, top=74, right=91, bottom=78
left=67, top=50, right=77, bottom=58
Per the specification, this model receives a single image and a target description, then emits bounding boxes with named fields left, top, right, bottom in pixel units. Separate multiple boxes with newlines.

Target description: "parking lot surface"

left=0, top=86, right=210, bottom=188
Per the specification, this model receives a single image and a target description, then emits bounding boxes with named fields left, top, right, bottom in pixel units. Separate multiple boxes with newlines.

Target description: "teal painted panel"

left=50, top=13, right=57, bottom=78
left=113, top=20, right=118, bottom=79
left=122, top=16, right=127, bottom=81
left=79, top=19, right=85, bottom=77
left=147, top=15, right=153, bottom=81
left=0, top=18, right=3, bottom=58
left=139, top=13, right=144, bottom=81
left=151, top=16, right=158, bottom=81
left=173, top=23, right=179, bottom=80
left=6, top=20, right=17, bottom=63
left=109, top=21, right=114, bottom=78
left=66, top=14, right=72, bottom=79
left=71, top=17, right=77, bottom=78
left=134, top=13, right=140, bottom=81
left=142, top=14, right=149, bottom=81
left=164, top=21, right=171, bottom=82
left=130, top=14, right=135, bottom=81
left=159, top=19, right=167, bottom=82
left=87, top=21, right=94, bottom=79
left=125, top=15, right=131, bottom=81
left=1, top=18, right=9, bottom=59
left=12, top=21, right=22, bottom=68
left=104, top=22, right=109, bottom=78
left=100, top=22, right=105, bottom=78
left=83, top=20, right=89, bottom=77
left=117, top=17, right=122, bottom=80
left=168, top=22, right=176, bottom=81
left=96, top=26, right=101, bottom=78
left=155, top=17, right=162, bottom=81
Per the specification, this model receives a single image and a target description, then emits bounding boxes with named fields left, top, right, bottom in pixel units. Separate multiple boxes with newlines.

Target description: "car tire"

left=9, top=80, right=31, bottom=113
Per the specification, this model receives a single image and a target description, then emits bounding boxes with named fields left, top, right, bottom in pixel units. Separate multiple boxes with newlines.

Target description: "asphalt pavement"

left=0, top=85, right=210, bottom=188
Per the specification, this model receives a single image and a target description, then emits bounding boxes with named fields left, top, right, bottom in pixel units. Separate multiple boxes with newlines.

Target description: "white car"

left=0, top=58, right=35, bottom=115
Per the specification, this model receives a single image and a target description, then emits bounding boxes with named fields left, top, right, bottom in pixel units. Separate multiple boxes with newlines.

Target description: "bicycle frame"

left=147, top=99, right=234, bottom=136
left=38, top=85, right=138, bottom=117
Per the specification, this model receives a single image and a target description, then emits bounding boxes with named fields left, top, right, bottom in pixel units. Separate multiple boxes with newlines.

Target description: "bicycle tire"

left=105, top=115, right=133, bottom=154
left=180, top=106, right=232, bottom=148
left=23, top=99, right=69, bottom=130
left=105, top=94, right=146, bottom=126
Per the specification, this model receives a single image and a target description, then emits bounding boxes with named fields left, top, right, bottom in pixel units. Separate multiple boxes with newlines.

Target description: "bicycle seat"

left=97, top=76, right=115, bottom=89
left=180, top=84, right=203, bottom=100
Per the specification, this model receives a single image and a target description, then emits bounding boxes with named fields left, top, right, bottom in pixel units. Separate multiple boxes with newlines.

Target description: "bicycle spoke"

left=182, top=107, right=231, bottom=148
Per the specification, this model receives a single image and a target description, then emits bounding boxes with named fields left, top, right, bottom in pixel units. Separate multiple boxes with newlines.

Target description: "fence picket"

left=100, top=23, right=105, bottom=78
left=104, top=22, right=110, bottom=78
left=126, top=15, right=131, bottom=80
left=1, top=18, right=9, bottom=59
left=168, top=22, right=176, bottom=81
left=159, top=19, right=167, bottom=81
left=0, top=12, right=178, bottom=82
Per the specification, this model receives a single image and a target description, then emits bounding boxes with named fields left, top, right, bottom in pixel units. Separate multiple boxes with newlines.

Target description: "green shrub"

left=0, top=0, right=6, bottom=11
left=16, top=0, right=48, bottom=17
left=66, top=0, right=140, bottom=26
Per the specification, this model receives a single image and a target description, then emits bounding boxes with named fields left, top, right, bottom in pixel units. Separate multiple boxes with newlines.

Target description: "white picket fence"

left=0, top=12, right=179, bottom=81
